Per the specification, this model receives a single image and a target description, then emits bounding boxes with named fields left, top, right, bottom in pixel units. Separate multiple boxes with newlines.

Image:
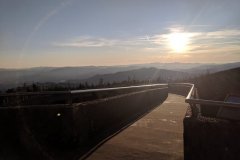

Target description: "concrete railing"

left=2, top=83, right=239, bottom=160
left=174, top=83, right=240, bottom=160
left=0, top=84, right=168, bottom=160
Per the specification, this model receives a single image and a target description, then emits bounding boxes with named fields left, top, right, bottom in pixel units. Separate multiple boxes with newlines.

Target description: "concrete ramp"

left=86, top=94, right=188, bottom=160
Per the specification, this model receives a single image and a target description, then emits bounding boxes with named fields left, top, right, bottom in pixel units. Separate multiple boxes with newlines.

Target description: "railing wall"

left=0, top=85, right=168, bottom=160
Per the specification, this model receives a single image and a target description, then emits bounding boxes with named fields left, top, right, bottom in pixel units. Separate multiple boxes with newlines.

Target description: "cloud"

left=143, top=28, right=240, bottom=53
left=54, top=36, right=117, bottom=47
left=204, top=29, right=240, bottom=38
left=189, top=29, right=240, bottom=53
left=53, top=27, right=240, bottom=59
left=53, top=36, right=146, bottom=48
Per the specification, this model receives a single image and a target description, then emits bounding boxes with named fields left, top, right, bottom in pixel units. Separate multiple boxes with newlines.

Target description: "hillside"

left=184, top=62, right=240, bottom=75
left=81, top=68, right=190, bottom=84
left=194, top=67, right=240, bottom=101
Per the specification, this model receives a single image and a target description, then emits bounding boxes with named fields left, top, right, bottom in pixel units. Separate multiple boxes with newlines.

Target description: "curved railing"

left=0, top=84, right=167, bottom=107
left=184, top=83, right=240, bottom=118
left=1, top=83, right=239, bottom=118
left=186, top=83, right=240, bottom=107
left=0, top=83, right=169, bottom=160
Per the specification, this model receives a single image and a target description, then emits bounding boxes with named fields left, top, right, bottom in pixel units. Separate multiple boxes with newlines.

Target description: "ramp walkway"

left=86, top=94, right=188, bottom=160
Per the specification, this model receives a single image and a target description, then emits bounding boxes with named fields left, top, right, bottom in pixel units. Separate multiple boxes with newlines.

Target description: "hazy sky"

left=1, top=0, right=240, bottom=68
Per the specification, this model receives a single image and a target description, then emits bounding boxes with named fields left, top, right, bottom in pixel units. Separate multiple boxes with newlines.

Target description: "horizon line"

left=0, top=61, right=240, bottom=70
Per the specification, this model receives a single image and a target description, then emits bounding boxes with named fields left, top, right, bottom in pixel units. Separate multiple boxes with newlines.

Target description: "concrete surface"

left=86, top=94, right=188, bottom=160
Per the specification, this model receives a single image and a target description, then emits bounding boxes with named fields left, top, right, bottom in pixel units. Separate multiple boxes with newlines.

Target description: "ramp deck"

left=86, top=94, right=188, bottom=160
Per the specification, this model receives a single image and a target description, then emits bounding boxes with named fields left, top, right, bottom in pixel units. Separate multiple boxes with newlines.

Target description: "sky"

left=0, top=0, right=240, bottom=68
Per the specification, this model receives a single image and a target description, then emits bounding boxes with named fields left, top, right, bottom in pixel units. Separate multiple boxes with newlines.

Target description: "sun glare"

left=168, top=32, right=189, bottom=53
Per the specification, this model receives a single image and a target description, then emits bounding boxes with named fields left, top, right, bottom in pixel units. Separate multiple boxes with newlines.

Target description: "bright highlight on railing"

left=0, top=84, right=168, bottom=107
left=70, top=84, right=167, bottom=94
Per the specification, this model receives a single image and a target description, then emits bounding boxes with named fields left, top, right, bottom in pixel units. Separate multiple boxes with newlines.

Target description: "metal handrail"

left=0, top=83, right=168, bottom=107
left=70, top=84, right=167, bottom=94
left=185, top=83, right=195, bottom=100
left=0, top=84, right=167, bottom=97
left=186, top=98, right=240, bottom=108
left=184, top=83, right=240, bottom=109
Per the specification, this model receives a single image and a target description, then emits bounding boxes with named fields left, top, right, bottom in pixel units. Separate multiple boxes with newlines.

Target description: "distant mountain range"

left=183, top=62, right=240, bottom=74
left=0, top=62, right=239, bottom=91
left=79, top=68, right=190, bottom=85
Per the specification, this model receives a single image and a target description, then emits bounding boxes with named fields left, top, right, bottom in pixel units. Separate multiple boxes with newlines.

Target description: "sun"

left=167, top=32, right=189, bottom=53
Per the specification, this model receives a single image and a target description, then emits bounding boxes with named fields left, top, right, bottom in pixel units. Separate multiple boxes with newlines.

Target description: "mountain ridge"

left=0, top=62, right=239, bottom=91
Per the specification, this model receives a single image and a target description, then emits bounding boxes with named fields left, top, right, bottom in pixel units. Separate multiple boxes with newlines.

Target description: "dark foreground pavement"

left=86, top=94, right=188, bottom=160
